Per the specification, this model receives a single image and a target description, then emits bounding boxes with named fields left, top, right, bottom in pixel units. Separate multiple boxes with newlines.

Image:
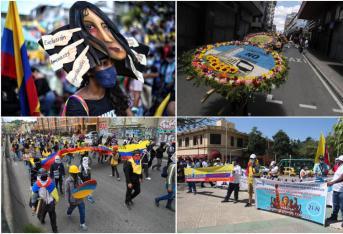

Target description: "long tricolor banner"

left=184, top=165, right=234, bottom=182
left=117, top=140, right=150, bottom=160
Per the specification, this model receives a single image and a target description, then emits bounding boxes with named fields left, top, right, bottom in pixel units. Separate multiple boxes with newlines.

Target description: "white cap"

left=270, top=161, right=276, bottom=166
left=216, top=157, right=220, bottom=161
left=250, top=154, right=256, bottom=159
left=337, top=155, right=343, bottom=162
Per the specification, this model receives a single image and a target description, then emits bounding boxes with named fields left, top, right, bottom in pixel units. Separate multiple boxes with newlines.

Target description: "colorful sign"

left=72, top=179, right=97, bottom=199
left=255, top=178, right=327, bottom=225
left=184, top=165, right=234, bottom=182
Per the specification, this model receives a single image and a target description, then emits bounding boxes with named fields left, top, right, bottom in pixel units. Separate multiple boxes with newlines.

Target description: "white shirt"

left=332, top=164, right=343, bottom=192
left=202, top=161, right=208, bottom=168
left=232, top=165, right=242, bottom=184
left=270, top=166, right=279, bottom=176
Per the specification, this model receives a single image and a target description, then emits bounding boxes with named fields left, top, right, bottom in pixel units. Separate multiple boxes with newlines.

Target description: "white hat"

left=337, top=155, right=343, bottom=162
left=270, top=161, right=276, bottom=166
left=250, top=154, right=256, bottom=159
left=216, top=157, right=220, bottom=161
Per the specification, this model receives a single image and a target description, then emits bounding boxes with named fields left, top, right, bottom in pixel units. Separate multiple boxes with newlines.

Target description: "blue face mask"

left=94, top=66, right=117, bottom=88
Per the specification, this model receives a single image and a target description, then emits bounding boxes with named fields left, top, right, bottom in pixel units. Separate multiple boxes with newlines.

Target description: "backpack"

left=161, top=165, right=168, bottom=178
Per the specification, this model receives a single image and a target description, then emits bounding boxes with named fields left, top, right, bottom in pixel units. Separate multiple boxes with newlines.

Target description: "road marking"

left=266, top=94, right=283, bottom=105
left=299, top=104, right=317, bottom=109
left=271, top=84, right=276, bottom=90
left=333, top=108, right=343, bottom=113
left=303, top=54, right=343, bottom=110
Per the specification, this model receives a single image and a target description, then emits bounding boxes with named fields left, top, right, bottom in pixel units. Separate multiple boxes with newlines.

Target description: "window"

left=178, top=139, right=182, bottom=147
left=210, top=134, right=221, bottom=145
left=237, top=138, right=243, bottom=147
left=199, top=135, right=203, bottom=145
left=185, top=137, right=189, bottom=147
left=231, top=136, right=234, bottom=146
left=193, top=136, right=198, bottom=146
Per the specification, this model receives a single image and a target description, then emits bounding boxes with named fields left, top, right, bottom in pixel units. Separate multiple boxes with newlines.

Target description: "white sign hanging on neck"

left=42, top=28, right=81, bottom=50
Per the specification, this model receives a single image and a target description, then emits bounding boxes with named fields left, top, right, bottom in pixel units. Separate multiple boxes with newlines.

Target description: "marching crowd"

left=179, top=154, right=343, bottom=227
left=8, top=132, right=176, bottom=233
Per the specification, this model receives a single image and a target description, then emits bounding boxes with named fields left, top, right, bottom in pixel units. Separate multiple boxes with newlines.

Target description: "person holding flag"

left=313, top=133, right=330, bottom=182
left=1, top=1, right=40, bottom=116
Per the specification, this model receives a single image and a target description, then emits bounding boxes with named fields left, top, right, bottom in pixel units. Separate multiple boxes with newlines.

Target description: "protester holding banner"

left=65, top=165, right=88, bottom=231
left=326, top=155, right=343, bottom=228
left=245, top=154, right=260, bottom=207
left=222, top=161, right=241, bottom=203
left=313, top=156, right=330, bottom=182
left=31, top=168, right=59, bottom=233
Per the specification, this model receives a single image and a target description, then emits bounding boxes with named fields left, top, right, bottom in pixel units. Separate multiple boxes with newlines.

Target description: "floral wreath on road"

left=182, top=40, right=288, bottom=102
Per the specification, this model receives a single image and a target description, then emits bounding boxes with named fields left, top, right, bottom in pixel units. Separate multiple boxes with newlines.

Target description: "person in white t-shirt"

left=222, top=161, right=242, bottom=203
left=326, top=155, right=343, bottom=228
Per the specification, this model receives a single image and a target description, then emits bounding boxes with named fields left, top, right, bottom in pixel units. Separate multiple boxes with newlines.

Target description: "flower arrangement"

left=244, top=32, right=276, bottom=48
left=181, top=40, right=288, bottom=102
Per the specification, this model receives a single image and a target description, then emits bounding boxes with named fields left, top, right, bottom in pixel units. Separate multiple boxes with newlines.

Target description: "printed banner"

left=255, top=178, right=327, bottom=225
left=184, top=165, right=234, bottom=182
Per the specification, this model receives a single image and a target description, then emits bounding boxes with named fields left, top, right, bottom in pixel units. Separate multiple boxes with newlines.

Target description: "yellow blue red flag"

left=315, top=133, right=326, bottom=164
left=1, top=2, right=40, bottom=116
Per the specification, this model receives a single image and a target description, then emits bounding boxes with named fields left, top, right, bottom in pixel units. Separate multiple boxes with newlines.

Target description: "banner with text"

left=255, top=178, right=327, bottom=225
left=184, top=165, right=234, bottom=182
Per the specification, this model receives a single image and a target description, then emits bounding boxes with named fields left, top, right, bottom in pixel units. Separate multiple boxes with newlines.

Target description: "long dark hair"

left=79, top=75, right=129, bottom=116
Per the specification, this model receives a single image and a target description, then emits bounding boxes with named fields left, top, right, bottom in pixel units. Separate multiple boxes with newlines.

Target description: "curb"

left=303, top=52, right=343, bottom=105
left=2, top=136, right=15, bottom=233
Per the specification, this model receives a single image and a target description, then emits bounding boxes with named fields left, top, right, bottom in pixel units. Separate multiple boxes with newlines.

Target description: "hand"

left=167, top=188, right=172, bottom=193
left=327, top=181, right=334, bottom=187
left=128, top=183, right=133, bottom=189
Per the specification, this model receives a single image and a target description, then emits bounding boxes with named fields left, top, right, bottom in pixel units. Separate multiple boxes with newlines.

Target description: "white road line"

left=266, top=94, right=283, bottom=105
left=299, top=104, right=317, bottom=110
left=303, top=54, right=343, bottom=110
left=333, top=108, right=343, bottom=113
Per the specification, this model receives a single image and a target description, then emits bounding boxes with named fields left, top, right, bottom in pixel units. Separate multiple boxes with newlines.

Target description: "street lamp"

left=229, top=147, right=248, bottom=163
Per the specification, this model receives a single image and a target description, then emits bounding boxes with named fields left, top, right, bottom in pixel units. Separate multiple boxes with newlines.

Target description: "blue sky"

left=226, top=118, right=338, bottom=141
left=273, top=1, right=302, bottom=32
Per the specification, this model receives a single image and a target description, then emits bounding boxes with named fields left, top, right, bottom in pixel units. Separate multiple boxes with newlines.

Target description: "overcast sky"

left=273, top=1, right=302, bottom=32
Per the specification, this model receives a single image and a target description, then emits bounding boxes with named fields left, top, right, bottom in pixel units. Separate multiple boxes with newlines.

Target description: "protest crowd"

left=7, top=131, right=176, bottom=232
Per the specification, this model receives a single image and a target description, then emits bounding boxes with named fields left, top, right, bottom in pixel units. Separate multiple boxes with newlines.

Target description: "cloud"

left=273, top=4, right=301, bottom=32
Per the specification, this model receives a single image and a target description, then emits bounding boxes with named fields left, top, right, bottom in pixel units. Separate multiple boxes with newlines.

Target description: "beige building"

left=177, top=120, right=248, bottom=162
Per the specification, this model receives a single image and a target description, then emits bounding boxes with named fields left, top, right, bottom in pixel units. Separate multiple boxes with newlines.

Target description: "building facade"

left=178, top=1, right=275, bottom=54
left=298, top=1, right=343, bottom=61
left=177, top=120, right=248, bottom=162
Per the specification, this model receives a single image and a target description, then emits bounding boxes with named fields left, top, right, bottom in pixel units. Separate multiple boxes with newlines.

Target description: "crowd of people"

left=179, top=153, right=343, bottom=227
left=8, top=132, right=176, bottom=233
left=2, top=2, right=175, bottom=117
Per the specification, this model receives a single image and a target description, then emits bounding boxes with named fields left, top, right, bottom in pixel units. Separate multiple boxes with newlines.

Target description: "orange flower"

left=219, top=73, right=228, bottom=79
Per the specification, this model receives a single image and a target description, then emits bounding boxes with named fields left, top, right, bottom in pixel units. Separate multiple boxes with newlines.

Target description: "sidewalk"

left=303, top=49, right=343, bottom=104
left=177, top=184, right=342, bottom=233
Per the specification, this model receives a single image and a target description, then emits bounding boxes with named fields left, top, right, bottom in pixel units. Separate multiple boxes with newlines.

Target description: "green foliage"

left=23, top=224, right=43, bottom=233
left=247, top=127, right=267, bottom=155
left=272, top=130, right=291, bottom=158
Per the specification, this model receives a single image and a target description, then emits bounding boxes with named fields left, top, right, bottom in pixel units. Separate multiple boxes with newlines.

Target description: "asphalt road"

left=5, top=151, right=175, bottom=233
left=177, top=44, right=343, bottom=116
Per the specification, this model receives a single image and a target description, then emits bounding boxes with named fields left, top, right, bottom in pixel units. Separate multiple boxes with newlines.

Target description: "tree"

left=333, top=118, right=343, bottom=156
left=177, top=118, right=215, bottom=131
left=272, top=130, right=291, bottom=160
left=246, top=127, right=267, bottom=156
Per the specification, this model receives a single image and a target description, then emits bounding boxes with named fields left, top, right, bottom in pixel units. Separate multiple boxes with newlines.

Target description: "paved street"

left=177, top=183, right=342, bottom=233
left=4, top=149, right=175, bottom=233
left=177, top=44, right=343, bottom=116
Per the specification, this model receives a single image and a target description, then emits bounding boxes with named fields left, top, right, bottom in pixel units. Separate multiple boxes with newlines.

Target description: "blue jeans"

left=67, top=201, right=85, bottom=225
left=188, top=182, right=196, bottom=192
left=156, top=184, right=175, bottom=203
left=332, top=191, right=343, bottom=217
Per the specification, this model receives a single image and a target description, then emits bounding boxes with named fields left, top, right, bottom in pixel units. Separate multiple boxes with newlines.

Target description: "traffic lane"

left=177, top=69, right=287, bottom=116
left=7, top=155, right=174, bottom=233
left=270, top=45, right=342, bottom=115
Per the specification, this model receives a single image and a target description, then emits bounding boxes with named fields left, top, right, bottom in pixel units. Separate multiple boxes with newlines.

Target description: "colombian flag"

left=1, top=2, right=40, bottom=116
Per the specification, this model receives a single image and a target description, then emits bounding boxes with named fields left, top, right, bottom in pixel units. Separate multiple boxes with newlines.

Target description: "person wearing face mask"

left=31, top=168, right=59, bottom=233
left=313, top=156, right=330, bottom=182
left=39, top=2, right=149, bottom=117
left=50, top=156, right=65, bottom=194
left=65, top=165, right=88, bottom=231
left=79, top=153, right=95, bottom=204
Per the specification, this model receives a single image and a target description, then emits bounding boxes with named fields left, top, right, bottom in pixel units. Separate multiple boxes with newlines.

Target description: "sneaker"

left=245, top=203, right=251, bottom=207
left=155, top=198, right=159, bottom=207
left=80, top=224, right=88, bottom=231
left=146, top=177, right=151, bottom=180
left=125, top=202, right=132, bottom=210
left=221, top=199, right=229, bottom=203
